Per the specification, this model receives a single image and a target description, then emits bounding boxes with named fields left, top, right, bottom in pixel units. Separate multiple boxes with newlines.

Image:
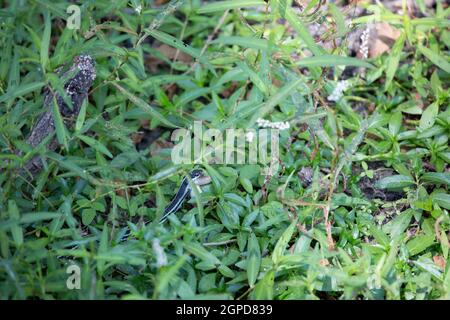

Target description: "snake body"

left=159, top=169, right=208, bottom=223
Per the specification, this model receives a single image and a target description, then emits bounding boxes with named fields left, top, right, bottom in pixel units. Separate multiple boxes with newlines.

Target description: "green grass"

left=0, top=0, right=449, bottom=300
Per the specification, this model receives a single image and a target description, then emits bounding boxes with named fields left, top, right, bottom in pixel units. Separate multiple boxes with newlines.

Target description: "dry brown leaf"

left=433, top=255, right=446, bottom=270
left=156, top=44, right=192, bottom=63
left=150, top=139, right=174, bottom=157
left=155, top=0, right=169, bottom=5
left=369, top=23, right=401, bottom=58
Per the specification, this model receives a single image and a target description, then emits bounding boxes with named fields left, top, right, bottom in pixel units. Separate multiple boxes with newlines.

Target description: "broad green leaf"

left=272, top=218, right=297, bottom=265
left=247, top=232, right=261, bottom=287
left=375, top=175, right=415, bottom=189
left=368, top=224, right=390, bottom=247
left=389, top=111, right=402, bottom=136
left=418, top=43, right=450, bottom=73
left=385, top=31, right=406, bottom=91
left=383, top=209, right=413, bottom=239
left=422, top=172, right=450, bottom=187
left=239, top=177, right=253, bottom=194
left=413, top=259, right=443, bottom=280
left=252, top=269, right=274, bottom=299
left=407, top=234, right=435, bottom=256
left=419, top=102, right=439, bottom=130
left=432, top=193, right=450, bottom=210
left=81, top=208, right=96, bottom=225
left=184, top=242, right=221, bottom=266
left=155, top=256, right=187, bottom=296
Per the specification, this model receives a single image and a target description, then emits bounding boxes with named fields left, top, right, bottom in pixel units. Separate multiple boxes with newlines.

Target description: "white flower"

left=152, top=238, right=167, bottom=267
left=359, top=26, right=371, bottom=59
left=135, top=5, right=142, bottom=14
left=327, top=80, right=350, bottom=102
left=256, top=118, right=290, bottom=130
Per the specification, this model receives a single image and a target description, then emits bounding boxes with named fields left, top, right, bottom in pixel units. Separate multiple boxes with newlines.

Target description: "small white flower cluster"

left=135, top=5, right=142, bottom=14
left=152, top=238, right=167, bottom=267
left=256, top=118, right=290, bottom=130
left=327, top=80, right=350, bottom=102
left=359, top=26, right=371, bottom=59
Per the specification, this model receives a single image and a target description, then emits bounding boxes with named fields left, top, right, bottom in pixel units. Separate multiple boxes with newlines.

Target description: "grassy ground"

left=0, top=0, right=449, bottom=300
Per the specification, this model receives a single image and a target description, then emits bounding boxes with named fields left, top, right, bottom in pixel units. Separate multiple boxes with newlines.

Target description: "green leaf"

left=97, top=222, right=108, bottom=274
left=212, top=36, right=270, bottom=51
left=237, top=61, right=269, bottom=95
left=239, top=177, right=253, bottom=194
left=184, top=242, right=221, bottom=266
left=432, top=193, right=450, bottom=210
left=272, top=218, right=297, bottom=265
left=252, top=269, right=274, bottom=300
left=197, top=0, right=266, bottom=13
left=407, top=234, right=436, bottom=256
left=77, top=134, right=113, bottom=158
left=383, top=210, right=413, bottom=239
left=389, top=111, right=402, bottom=136
left=375, top=175, right=415, bottom=189
left=20, top=212, right=62, bottom=224
left=368, top=224, right=390, bottom=247
left=40, top=11, right=51, bottom=70
left=296, top=55, right=374, bottom=69
left=155, top=256, right=187, bottom=296
left=422, top=172, right=450, bottom=187
left=47, top=153, right=99, bottom=184
left=144, top=29, right=214, bottom=74
left=75, top=99, right=87, bottom=132
left=8, top=200, right=23, bottom=247
left=81, top=208, right=96, bottom=225
left=51, top=96, right=68, bottom=149
left=328, top=3, right=348, bottom=37
left=419, top=102, right=439, bottom=130
left=418, top=43, right=450, bottom=73
left=249, top=78, right=303, bottom=124
left=0, top=81, right=46, bottom=103
left=384, top=31, right=406, bottom=91
left=281, top=1, right=324, bottom=56
left=112, top=82, right=178, bottom=128
left=247, top=232, right=261, bottom=287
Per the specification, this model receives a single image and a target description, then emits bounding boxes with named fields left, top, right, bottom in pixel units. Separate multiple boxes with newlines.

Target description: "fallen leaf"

left=433, top=255, right=446, bottom=270
left=156, top=44, right=192, bottom=63
left=369, top=23, right=401, bottom=58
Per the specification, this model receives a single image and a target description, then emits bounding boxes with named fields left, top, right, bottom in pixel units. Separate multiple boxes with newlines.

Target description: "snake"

left=57, top=169, right=211, bottom=257
left=159, top=169, right=211, bottom=223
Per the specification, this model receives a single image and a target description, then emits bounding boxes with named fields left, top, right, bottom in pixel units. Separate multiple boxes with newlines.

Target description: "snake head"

left=189, top=169, right=211, bottom=186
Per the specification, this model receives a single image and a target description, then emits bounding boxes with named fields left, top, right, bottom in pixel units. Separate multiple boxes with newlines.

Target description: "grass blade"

left=197, top=0, right=266, bottom=13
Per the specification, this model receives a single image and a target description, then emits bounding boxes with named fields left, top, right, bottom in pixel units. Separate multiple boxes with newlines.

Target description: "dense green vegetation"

left=0, top=0, right=449, bottom=300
